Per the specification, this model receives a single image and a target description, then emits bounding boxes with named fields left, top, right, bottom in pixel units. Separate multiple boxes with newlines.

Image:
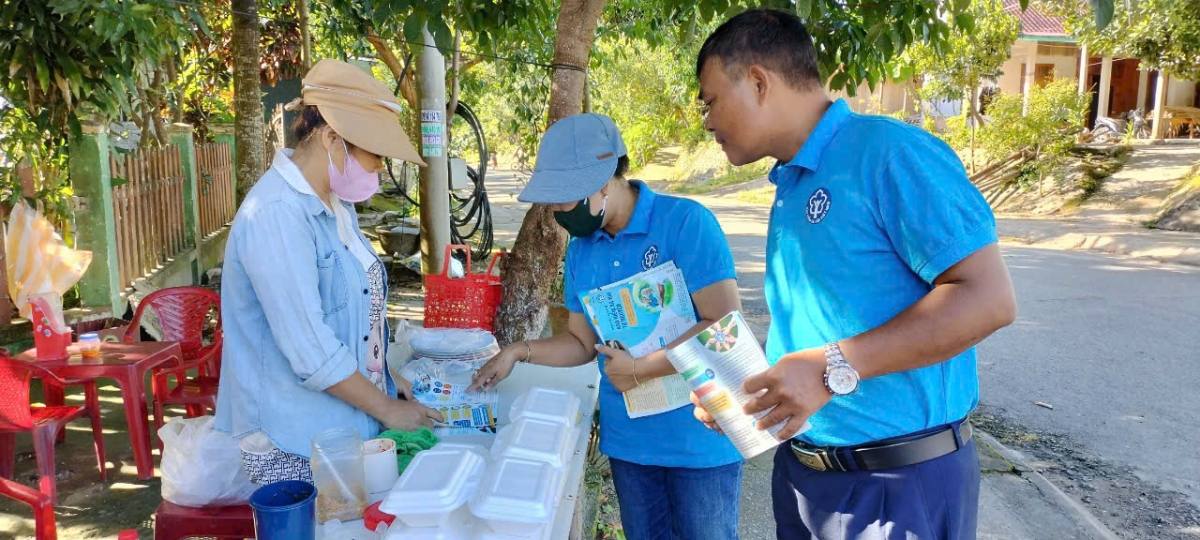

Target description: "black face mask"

left=554, top=195, right=606, bottom=238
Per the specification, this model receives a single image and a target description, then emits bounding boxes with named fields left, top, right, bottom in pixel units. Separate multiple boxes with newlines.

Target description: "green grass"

left=735, top=186, right=776, bottom=205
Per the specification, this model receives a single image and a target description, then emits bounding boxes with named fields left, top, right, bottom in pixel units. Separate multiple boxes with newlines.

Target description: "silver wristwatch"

left=823, top=342, right=860, bottom=396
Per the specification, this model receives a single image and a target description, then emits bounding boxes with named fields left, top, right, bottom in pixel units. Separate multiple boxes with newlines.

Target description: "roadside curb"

left=997, top=225, right=1200, bottom=268
left=974, top=429, right=1122, bottom=540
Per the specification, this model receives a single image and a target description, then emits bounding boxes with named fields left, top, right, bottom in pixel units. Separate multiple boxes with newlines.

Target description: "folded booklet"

left=665, top=311, right=810, bottom=459
left=582, top=261, right=696, bottom=418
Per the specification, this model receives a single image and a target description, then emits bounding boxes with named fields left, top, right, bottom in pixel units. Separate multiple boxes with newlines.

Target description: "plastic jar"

left=311, top=427, right=368, bottom=524
left=78, top=333, right=103, bottom=358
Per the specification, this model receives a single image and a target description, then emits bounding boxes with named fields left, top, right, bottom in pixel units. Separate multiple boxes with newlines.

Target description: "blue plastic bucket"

left=249, top=480, right=317, bottom=540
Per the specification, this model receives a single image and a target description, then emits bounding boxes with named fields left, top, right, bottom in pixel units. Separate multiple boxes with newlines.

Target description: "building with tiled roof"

left=1002, top=0, right=1069, bottom=39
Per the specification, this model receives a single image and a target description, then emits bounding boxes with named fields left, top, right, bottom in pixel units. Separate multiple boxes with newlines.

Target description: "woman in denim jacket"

left=215, top=59, right=441, bottom=484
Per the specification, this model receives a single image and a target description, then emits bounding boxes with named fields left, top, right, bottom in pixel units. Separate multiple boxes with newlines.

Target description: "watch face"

left=827, top=365, right=859, bottom=395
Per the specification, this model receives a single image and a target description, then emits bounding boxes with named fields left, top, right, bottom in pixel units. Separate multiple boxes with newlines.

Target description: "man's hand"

left=596, top=343, right=639, bottom=393
left=742, top=347, right=830, bottom=440
left=468, top=344, right=523, bottom=392
left=690, top=392, right=724, bottom=434
left=377, top=399, right=443, bottom=431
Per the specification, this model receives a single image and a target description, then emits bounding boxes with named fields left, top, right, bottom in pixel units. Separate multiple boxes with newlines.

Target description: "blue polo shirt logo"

left=641, top=244, right=659, bottom=270
left=806, top=188, right=831, bottom=224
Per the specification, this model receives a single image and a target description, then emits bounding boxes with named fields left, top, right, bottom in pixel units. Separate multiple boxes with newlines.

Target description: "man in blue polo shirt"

left=691, top=9, right=1018, bottom=540
left=470, top=113, right=746, bottom=540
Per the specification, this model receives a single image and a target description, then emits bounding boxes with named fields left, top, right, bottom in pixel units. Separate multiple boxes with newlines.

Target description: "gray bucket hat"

left=518, top=113, right=628, bottom=204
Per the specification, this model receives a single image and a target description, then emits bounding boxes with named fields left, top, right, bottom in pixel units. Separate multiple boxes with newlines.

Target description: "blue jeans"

left=609, top=458, right=743, bottom=540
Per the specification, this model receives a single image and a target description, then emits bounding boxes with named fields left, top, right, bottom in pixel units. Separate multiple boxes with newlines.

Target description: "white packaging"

left=470, top=457, right=560, bottom=536
left=379, top=443, right=486, bottom=528
left=491, top=417, right=574, bottom=469
left=510, top=387, right=581, bottom=427
left=384, top=505, right=475, bottom=540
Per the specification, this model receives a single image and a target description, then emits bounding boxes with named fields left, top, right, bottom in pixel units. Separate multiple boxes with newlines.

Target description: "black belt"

left=789, top=421, right=973, bottom=472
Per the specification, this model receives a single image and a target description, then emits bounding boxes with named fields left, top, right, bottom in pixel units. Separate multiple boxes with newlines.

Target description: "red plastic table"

left=14, top=342, right=183, bottom=480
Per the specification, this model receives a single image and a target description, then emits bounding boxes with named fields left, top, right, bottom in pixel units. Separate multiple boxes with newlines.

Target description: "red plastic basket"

left=424, top=245, right=503, bottom=332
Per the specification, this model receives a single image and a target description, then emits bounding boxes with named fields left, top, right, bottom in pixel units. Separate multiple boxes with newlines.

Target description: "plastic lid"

left=510, top=387, right=580, bottom=427
left=469, top=457, right=558, bottom=525
left=492, top=418, right=572, bottom=469
left=79, top=333, right=101, bottom=342
left=379, top=445, right=486, bottom=518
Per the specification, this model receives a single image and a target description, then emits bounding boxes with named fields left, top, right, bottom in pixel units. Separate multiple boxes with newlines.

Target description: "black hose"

left=381, top=101, right=494, bottom=262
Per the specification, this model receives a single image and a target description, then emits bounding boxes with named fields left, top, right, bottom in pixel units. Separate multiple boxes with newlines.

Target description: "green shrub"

left=976, top=79, right=1089, bottom=179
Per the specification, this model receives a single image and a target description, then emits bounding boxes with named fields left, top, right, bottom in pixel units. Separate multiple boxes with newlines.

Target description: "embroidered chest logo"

left=642, top=244, right=660, bottom=270
left=806, top=188, right=832, bottom=224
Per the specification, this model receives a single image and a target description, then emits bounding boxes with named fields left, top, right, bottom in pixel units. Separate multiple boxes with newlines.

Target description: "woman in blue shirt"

left=215, top=59, right=441, bottom=485
left=469, top=114, right=745, bottom=540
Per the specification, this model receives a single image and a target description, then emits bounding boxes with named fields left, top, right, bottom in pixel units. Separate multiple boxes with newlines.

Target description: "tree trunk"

left=298, top=0, right=312, bottom=71
left=968, top=84, right=976, bottom=174
left=492, top=0, right=607, bottom=346
left=232, top=0, right=266, bottom=203
left=166, top=57, right=183, bottom=123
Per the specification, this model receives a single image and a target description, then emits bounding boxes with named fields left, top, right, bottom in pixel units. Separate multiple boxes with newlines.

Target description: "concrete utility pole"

left=1097, top=57, right=1114, bottom=119
left=417, top=25, right=450, bottom=276
left=1151, top=72, right=1169, bottom=141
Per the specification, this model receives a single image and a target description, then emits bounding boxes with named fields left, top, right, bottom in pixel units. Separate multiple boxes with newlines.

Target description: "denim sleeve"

left=563, top=241, right=584, bottom=314
left=876, top=136, right=998, bottom=284
left=237, top=201, right=356, bottom=392
left=674, top=205, right=737, bottom=291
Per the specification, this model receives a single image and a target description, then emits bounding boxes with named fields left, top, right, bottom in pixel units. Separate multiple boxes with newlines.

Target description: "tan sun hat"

left=301, top=58, right=426, bottom=166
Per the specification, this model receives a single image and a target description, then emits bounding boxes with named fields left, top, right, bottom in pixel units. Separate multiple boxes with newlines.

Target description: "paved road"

left=977, top=248, right=1200, bottom=506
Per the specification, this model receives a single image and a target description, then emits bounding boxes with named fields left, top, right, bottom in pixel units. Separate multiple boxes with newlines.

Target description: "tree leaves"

left=795, top=0, right=813, bottom=20
left=1090, top=0, right=1114, bottom=30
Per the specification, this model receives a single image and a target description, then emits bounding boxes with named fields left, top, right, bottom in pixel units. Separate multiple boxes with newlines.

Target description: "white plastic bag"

left=159, top=416, right=258, bottom=507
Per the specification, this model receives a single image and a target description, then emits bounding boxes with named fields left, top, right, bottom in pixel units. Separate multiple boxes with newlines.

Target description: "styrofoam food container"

left=470, top=457, right=560, bottom=536
left=491, top=417, right=574, bottom=469
left=510, top=387, right=581, bottom=427
left=378, top=443, right=486, bottom=528
left=383, top=505, right=475, bottom=540
left=473, top=520, right=549, bottom=540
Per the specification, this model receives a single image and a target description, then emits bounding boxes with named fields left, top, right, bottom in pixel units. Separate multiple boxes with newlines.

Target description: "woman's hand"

left=396, top=375, right=414, bottom=401
left=377, top=399, right=443, bottom=431
left=596, top=343, right=640, bottom=393
left=468, top=344, right=524, bottom=391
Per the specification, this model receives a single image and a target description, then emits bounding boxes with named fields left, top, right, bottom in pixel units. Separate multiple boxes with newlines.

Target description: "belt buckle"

left=790, top=443, right=828, bottom=471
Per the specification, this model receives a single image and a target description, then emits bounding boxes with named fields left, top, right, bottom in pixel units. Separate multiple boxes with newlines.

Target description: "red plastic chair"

left=124, top=287, right=223, bottom=449
left=0, top=478, right=56, bottom=540
left=153, top=501, right=255, bottom=540
left=0, top=357, right=107, bottom=505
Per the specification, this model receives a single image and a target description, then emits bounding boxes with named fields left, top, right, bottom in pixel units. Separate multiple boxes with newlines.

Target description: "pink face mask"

left=327, top=139, right=380, bottom=203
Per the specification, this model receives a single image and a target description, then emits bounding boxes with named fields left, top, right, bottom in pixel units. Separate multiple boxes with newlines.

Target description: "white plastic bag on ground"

left=159, top=416, right=258, bottom=507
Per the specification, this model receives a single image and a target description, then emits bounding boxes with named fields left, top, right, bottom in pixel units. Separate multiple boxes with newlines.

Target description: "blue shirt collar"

left=769, top=99, right=852, bottom=183
left=590, top=180, right=656, bottom=241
